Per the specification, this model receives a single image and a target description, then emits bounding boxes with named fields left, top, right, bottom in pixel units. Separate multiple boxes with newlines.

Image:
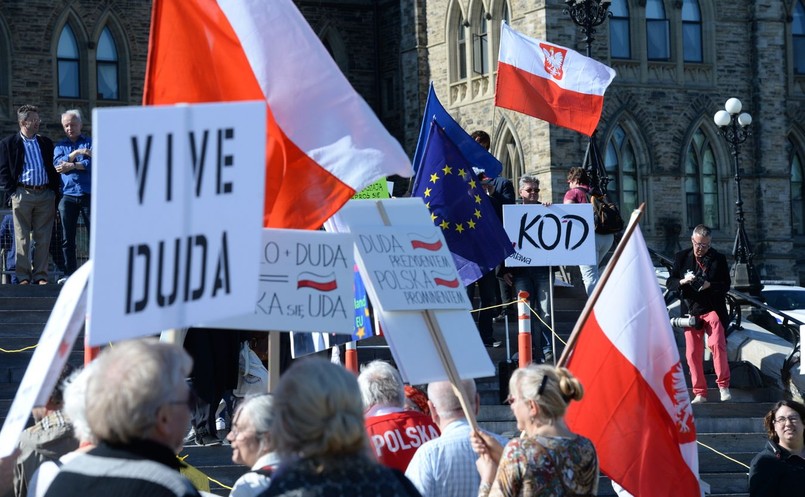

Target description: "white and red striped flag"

left=564, top=219, right=700, bottom=497
left=495, top=23, right=616, bottom=136
left=144, top=0, right=412, bottom=230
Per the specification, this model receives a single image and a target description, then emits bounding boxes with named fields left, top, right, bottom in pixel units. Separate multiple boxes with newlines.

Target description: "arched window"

left=96, top=27, right=119, bottom=100
left=0, top=18, right=9, bottom=113
left=605, top=125, right=638, bottom=215
left=681, top=0, right=702, bottom=63
left=794, top=0, right=805, bottom=75
left=456, top=11, right=468, bottom=80
left=495, top=125, right=521, bottom=182
left=609, top=0, right=630, bottom=59
left=57, top=24, right=80, bottom=98
left=472, top=6, right=489, bottom=75
left=685, top=128, right=719, bottom=229
left=791, top=137, right=805, bottom=235
left=646, top=0, right=670, bottom=61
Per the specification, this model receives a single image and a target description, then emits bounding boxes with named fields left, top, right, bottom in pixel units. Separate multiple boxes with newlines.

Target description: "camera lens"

left=669, top=316, right=698, bottom=329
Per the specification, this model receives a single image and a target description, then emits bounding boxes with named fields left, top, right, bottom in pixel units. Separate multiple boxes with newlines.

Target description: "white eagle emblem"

left=539, top=43, right=567, bottom=80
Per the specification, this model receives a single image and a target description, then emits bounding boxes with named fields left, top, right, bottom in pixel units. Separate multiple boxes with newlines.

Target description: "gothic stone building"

left=2, top=0, right=804, bottom=283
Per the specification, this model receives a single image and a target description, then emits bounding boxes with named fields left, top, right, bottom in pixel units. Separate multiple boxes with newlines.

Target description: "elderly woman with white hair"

left=227, top=394, right=279, bottom=497
left=257, top=358, right=422, bottom=497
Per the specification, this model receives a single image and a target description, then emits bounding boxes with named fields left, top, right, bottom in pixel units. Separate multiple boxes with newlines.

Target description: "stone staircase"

left=0, top=270, right=783, bottom=496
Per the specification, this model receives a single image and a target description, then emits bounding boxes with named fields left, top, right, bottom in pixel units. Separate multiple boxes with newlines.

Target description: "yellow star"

left=474, top=194, right=482, bottom=204
left=474, top=209, right=482, bottom=219
left=469, top=179, right=477, bottom=189
left=430, top=173, right=440, bottom=183
left=458, top=168, right=467, bottom=179
left=455, top=223, right=464, bottom=233
left=356, top=327, right=365, bottom=339
left=468, top=219, right=477, bottom=229
left=424, top=187, right=432, bottom=197
left=439, top=219, right=450, bottom=230
left=442, top=165, right=453, bottom=175
left=430, top=212, right=438, bottom=221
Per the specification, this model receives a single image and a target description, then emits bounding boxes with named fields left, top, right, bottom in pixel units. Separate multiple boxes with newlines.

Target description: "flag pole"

left=556, top=203, right=646, bottom=367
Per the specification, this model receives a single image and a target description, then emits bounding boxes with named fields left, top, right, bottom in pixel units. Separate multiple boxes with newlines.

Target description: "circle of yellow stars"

left=422, top=164, right=484, bottom=234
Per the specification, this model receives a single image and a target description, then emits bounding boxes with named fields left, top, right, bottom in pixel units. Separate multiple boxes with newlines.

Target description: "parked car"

left=761, top=284, right=805, bottom=325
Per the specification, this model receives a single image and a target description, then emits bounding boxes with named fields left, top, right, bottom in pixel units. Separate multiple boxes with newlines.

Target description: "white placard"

left=0, top=262, right=92, bottom=458
left=503, top=204, right=596, bottom=267
left=326, top=199, right=494, bottom=383
left=204, top=229, right=354, bottom=333
left=353, top=226, right=470, bottom=311
left=88, top=102, right=266, bottom=345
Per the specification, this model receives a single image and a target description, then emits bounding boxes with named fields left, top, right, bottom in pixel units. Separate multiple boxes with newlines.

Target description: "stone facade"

left=1, top=0, right=803, bottom=282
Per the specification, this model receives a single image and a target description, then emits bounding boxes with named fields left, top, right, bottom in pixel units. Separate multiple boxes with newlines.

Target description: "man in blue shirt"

left=54, top=109, right=92, bottom=281
left=0, top=105, right=58, bottom=285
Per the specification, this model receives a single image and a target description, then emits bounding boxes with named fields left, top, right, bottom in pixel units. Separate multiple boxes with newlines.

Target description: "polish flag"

left=564, top=224, right=700, bottom=497
left=495, top=23, right=616, bottom=136
left=143, top=0, right=412, bottom=230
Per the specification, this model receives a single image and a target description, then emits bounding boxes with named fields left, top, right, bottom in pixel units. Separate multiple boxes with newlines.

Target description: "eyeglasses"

left=691, top=241, right=710, bottom=249
left=522, top=188, right=539, bottom=193
left=25, top=119, right=41, bottom=125
left=774, top=415, right=801, bottom=425
left=166, top=388, right=197, bottom=411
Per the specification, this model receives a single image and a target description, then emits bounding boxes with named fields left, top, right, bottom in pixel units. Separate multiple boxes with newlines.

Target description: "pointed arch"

left=446, top=0, right=468, bottom=84
left=789, top=127, right=805, bottom=235
left=93, top=11, right=129, bottom=101
left=601, top=113, right=649, bottom=216
left=468, top=0, right=490, bottom=76
left=52, top=10, right=89, bottom=100
left=680, top=117, right=729, bottom=230
left=317, top=22, right=349, bottom=76
left=492, top=116, right=524, bottom=185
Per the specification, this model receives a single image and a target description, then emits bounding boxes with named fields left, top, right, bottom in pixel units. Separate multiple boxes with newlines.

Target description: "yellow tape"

left=695, top=439, right=750, bottom=470
left=0, top=344, right=37, bottom=353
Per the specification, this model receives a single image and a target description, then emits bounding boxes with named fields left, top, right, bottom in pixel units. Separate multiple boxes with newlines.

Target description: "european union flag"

left=412, top=122, right=514, bottom=285
left=411, top=84, right=503, bottom=178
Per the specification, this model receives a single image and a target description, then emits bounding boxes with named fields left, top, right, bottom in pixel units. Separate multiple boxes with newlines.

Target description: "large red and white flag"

left=144, top=0, right=412, bottom=229
left=495, top=23, right=616, bottom=136
left=564, top=225, right=700, bottom=497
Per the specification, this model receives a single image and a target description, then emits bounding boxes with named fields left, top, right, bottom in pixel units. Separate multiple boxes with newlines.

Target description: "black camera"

left=669, top=315, right=701, bottom=329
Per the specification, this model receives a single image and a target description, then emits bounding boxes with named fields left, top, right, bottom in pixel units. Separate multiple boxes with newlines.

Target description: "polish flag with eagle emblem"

left=495, top=23, right=616, bottom=136
left=143, top=0, right=412, bottom=230
left=564, top=223, right=701, bottom=497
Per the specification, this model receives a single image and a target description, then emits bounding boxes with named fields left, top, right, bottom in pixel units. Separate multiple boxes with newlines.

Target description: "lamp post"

left=563, top=0, right=612, bottom=194
left=713, top=98, right=763, bottom=296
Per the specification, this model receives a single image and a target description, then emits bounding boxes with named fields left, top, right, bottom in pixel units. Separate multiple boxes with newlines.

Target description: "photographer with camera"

left=667, top=225, right=732, bottom=404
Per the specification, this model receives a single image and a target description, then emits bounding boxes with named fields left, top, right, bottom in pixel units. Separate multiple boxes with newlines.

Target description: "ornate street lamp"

left=563, top=0, right=612, bottom=194
left=713, top=97, right=763, bottom=296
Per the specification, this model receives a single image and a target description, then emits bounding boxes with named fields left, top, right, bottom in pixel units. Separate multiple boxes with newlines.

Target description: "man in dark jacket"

left=0, top=105, right=59, bottom=284
left=667, top=224, right=731, bottom=404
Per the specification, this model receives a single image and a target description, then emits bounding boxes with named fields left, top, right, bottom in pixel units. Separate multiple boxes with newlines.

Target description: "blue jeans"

left=512, top=267, right=551, bottom=361
left=59, top=194, right=91, bottom=275
left=579, top=232, right=615, bottom=296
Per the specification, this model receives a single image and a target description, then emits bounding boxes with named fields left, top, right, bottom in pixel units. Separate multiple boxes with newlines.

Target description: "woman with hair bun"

left=472, top=364, right=598, bottom=497
left=258, top=358, right=422, bottom=497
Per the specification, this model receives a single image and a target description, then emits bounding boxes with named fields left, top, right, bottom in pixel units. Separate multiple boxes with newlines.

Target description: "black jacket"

left=0, top=132, right=59, bottom=206
left=748, top=440, right=805, bottom=497
left=666, top=246, right=730, bottom=323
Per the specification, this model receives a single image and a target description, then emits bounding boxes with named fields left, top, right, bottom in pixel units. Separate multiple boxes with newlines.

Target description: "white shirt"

left=229, top=451, right=280, bottom=497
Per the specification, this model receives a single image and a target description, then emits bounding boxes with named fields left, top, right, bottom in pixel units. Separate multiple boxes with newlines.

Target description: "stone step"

left=0, top=297, right=58, bottom=311
left=0, top=310, right=53, bottom=324
left=696, top=433, right=768, bottom=453
left=0, top=323, right=49, bottom=335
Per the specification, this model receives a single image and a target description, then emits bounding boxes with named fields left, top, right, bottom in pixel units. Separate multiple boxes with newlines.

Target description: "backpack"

left=585, top=191, right=624, bottom=234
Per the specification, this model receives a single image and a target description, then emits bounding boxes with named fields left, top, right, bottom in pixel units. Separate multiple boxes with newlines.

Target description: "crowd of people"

left=0, top=105, right=92, bottom=285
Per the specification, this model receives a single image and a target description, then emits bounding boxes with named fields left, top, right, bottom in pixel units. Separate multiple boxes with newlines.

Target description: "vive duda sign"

left=88, top=101, right=266, bottom=345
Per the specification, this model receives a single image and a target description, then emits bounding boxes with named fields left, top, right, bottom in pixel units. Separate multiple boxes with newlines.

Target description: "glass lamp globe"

left=714, top=110, right=731, bottom=127
left=738, top=113, right=752, bottom=127
left=725, top=98, right=742, bottom=115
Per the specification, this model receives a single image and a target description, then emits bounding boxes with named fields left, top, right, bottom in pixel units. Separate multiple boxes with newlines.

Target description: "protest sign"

left=88, top=102, right=266, bottom=345
left=205, top=229, right=355, bottom=333
left=503, top=203, right=596, bottom=267
left=353, top=178, right=390, bottom=199
left=327, top=198, right=493, bottom=384
left=0, top=262, right=91, bottom=457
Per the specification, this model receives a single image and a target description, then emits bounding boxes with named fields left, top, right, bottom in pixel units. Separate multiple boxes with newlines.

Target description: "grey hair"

left=85, top=339, right=192, bottom=445
left=234, top=393, right=275, bottom=453
left=62, top=109, right=83, bottom=123
left=357, top=360, right=405, bottom=409
left=17, top=105, right=39, bottom=123
left=427, top=379, right=476, bottom=417
left=62, top=363, right=98, bottom=444
left=509, top=364, right=584, bottom=421
left=692, top=224, right=712, bottom=238
left=271, top=358, right=368, bottom=459
left=519, top=174, right=539, bottom=190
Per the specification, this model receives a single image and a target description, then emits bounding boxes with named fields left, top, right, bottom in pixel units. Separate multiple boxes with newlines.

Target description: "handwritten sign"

left=353, top=178, right=390, bottom=199
left=503, top=204, right=596, bottom=267
left=88, top=102, right=266, bottom=345
left=0, top=262, right=91, bottom=458
left=353, top=226, right=470, bottom=311
left=205, top=229, right=355, bottom=333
